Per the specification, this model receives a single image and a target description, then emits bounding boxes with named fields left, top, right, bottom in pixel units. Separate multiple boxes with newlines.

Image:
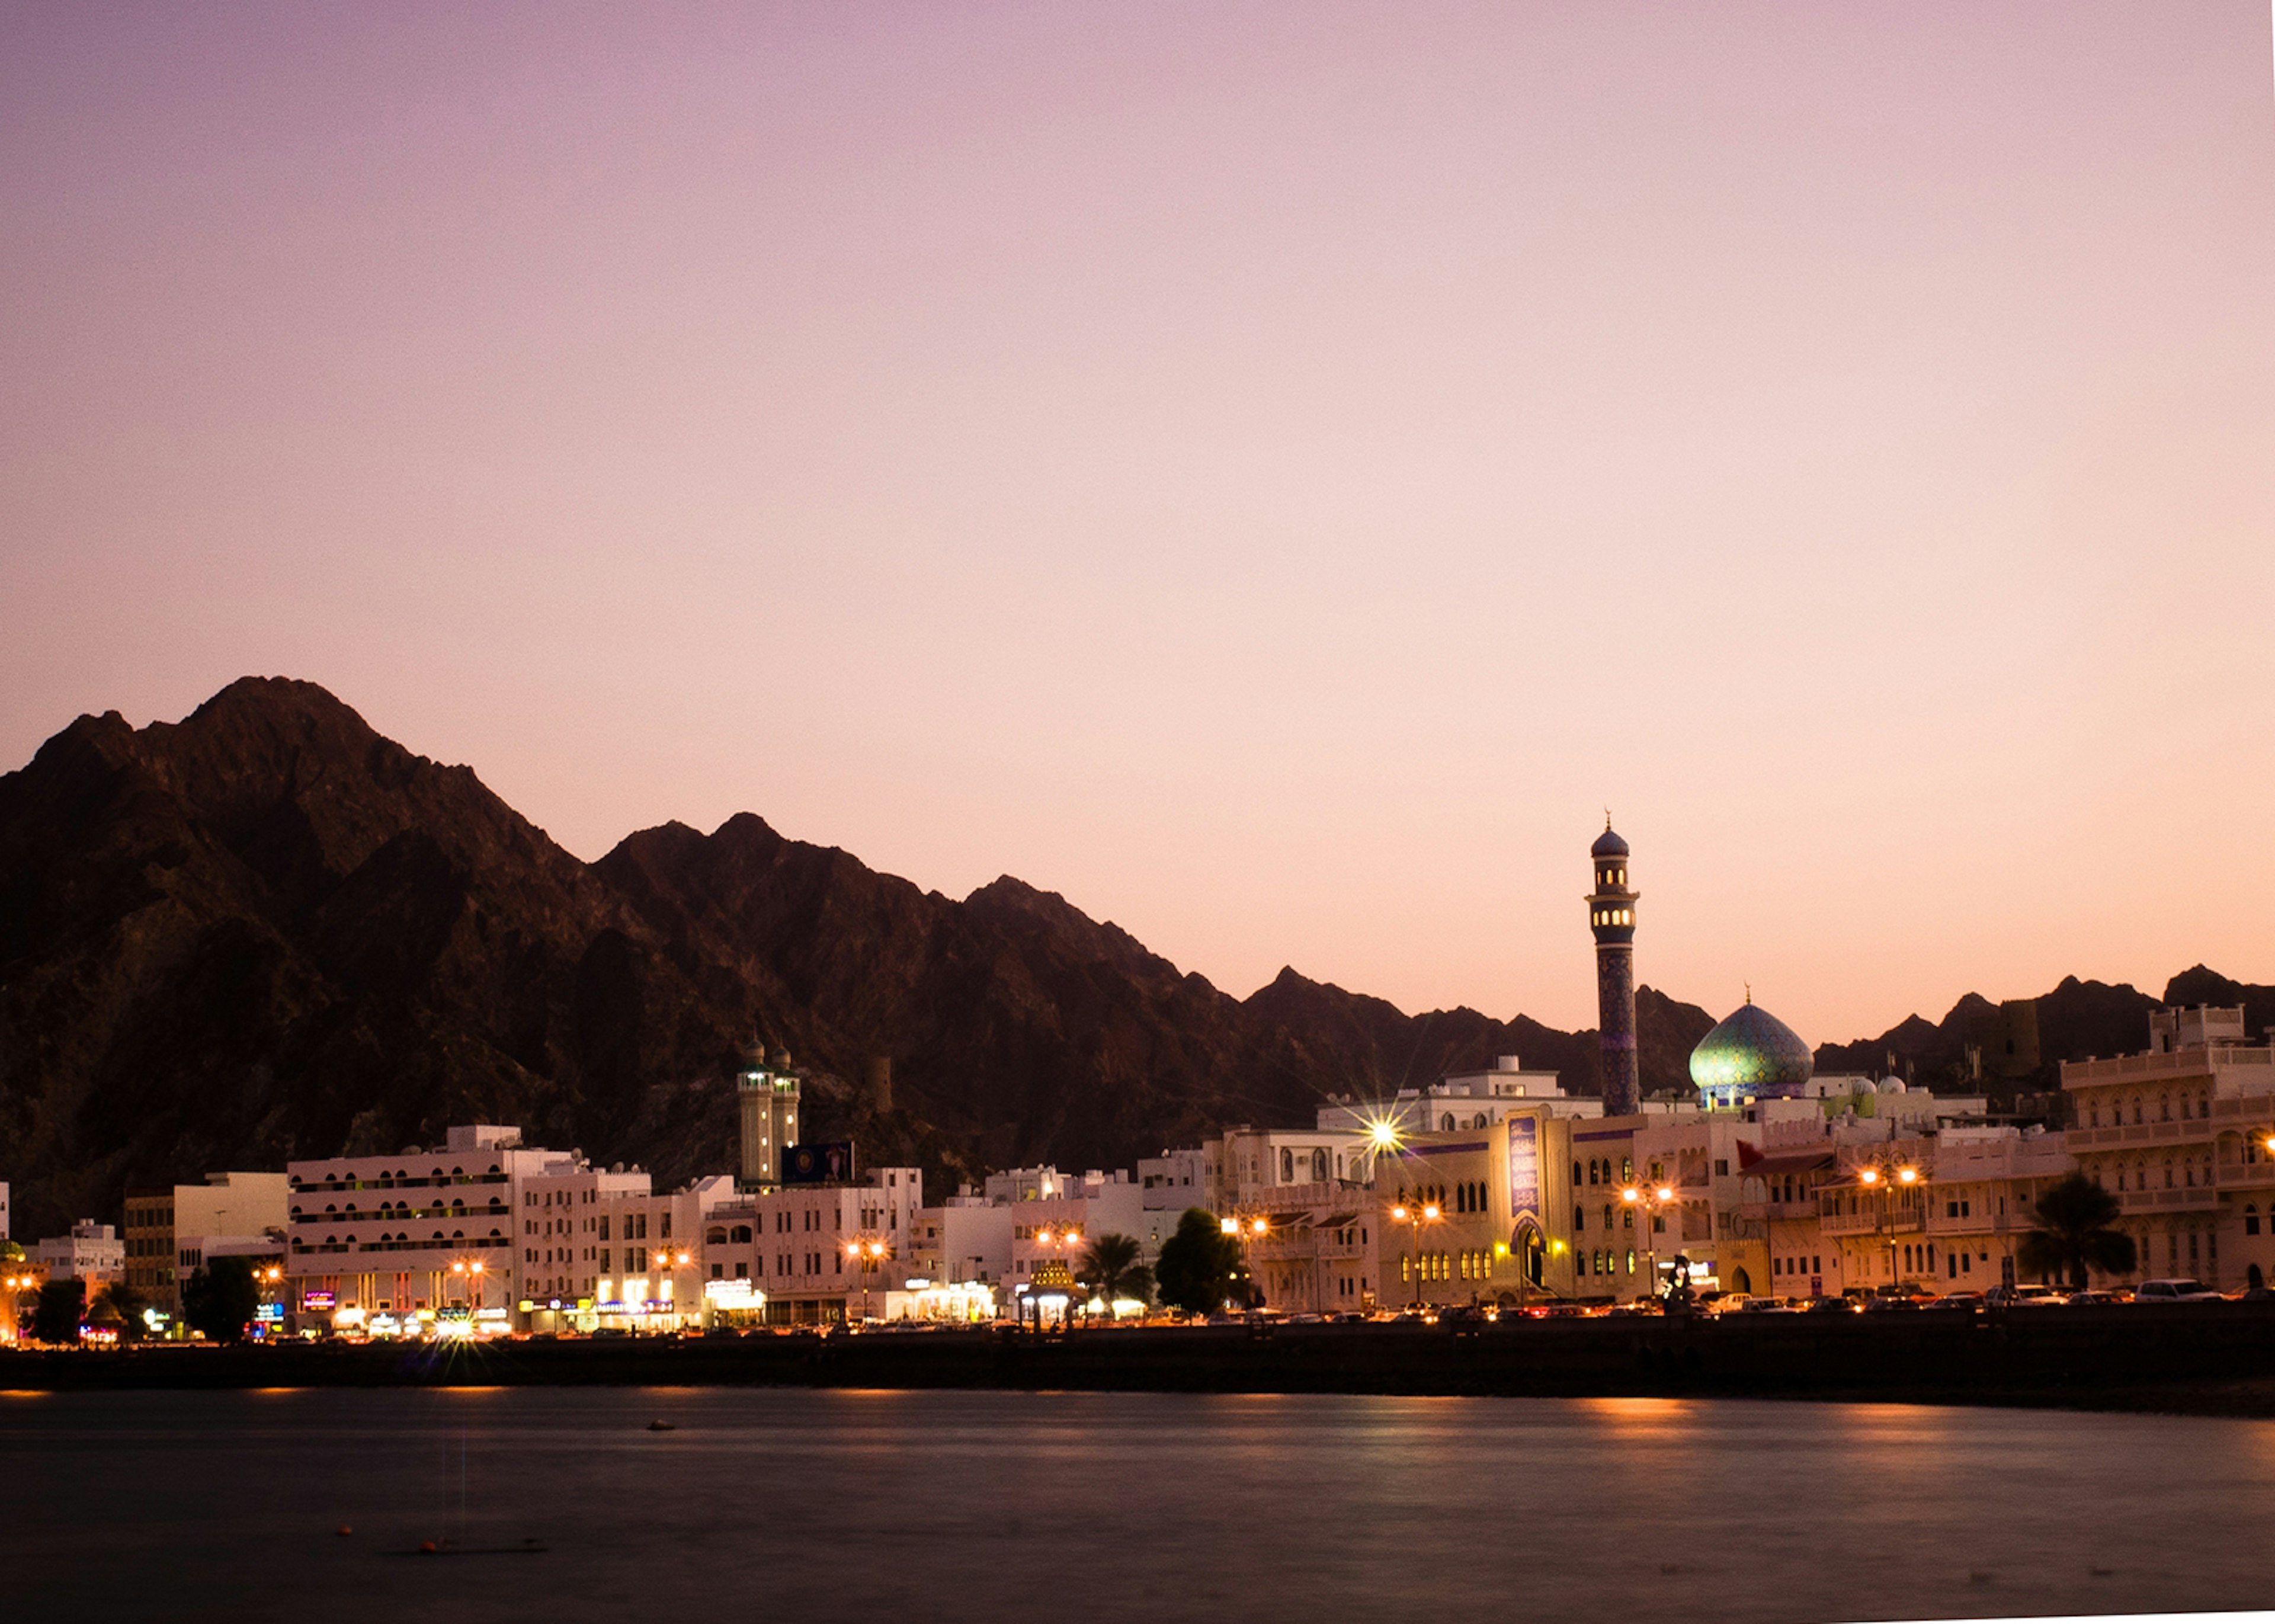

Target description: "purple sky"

left=4, top=4, right=2271, bottom=1043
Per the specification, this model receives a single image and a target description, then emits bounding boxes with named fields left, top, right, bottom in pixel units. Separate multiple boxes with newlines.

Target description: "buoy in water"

left=335, top=1525, right=353, bottom=1537
left=646, top=1420, right=676, bottom=1431
left=418, top=1540, right=438, bottom=1555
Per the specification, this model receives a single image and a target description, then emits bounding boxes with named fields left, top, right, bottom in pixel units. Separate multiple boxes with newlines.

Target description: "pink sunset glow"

left=2, top=4, right=2270, bottom=1043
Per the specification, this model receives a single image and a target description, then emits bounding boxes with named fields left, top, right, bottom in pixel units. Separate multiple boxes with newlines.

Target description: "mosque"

left=1592, top=816, right=1818, bottom=1113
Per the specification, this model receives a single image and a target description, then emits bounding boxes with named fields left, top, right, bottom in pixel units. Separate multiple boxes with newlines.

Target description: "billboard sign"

left=1506, top=1117, right=1541, bottom=1227
left=783, top=1141, right=855, bottom=1186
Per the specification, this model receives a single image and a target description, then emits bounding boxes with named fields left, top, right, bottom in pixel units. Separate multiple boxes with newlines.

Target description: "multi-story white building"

left=287, top=1124, right=585, bottom=1334
left=908, top=1189, right=1017, bottom=1289
left=31, top=1221, right=124, bottom=1290
left=700, top=1167, right=924, bottom=1324
left=2062, top=1004, right=2275, bottom=1289
left=517, top=1167, right=737, bottom=1334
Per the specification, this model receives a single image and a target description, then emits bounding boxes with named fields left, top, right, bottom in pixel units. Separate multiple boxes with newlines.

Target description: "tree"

left=33, top=1279, right=84, bottom=1345
left=182, top=1256, right=258, bottom=1343
left=1076, top=1232, right=1153, bottom=1308
left=94, top=1281, right=151, bottom=1343
left=1151, top=1209, right=1243, bottom=1317
left=2017, top=1174, right=2138, bottom=1289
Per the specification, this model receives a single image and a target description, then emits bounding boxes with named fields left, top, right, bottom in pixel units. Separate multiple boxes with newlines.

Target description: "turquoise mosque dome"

left=1690, top=997, right=1814, bottom=1108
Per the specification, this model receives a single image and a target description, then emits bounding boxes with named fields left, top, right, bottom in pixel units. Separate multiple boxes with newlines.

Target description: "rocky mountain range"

left=0, top=678, right=2264, bottom=1242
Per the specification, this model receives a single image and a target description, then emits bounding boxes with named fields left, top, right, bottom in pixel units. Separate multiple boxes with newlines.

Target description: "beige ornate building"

left=2062, top=1005, right=2275, bottom=1288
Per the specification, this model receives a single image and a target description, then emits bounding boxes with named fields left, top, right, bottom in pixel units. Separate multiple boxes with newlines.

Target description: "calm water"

left=5, top=1388, right=2273, bottom=1623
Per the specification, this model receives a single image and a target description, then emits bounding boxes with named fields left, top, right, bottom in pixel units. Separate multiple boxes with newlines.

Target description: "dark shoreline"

left=9, top=1302, right=2275, bottom=1416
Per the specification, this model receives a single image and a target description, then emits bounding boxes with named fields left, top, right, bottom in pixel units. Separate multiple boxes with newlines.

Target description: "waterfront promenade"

left=9, top=1302, right=2274, bottom=1412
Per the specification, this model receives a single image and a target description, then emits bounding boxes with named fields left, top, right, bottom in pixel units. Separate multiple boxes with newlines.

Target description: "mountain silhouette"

left=1, top=678, right=2264, bottom=1240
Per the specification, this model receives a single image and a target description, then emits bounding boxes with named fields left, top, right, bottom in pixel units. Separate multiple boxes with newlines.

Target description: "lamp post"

left=1620, top=1183, right=1678, bottom=1304
left=255, top=1263, right=283, bottom=1338
left=1388, top=1199, right=1443, bottom=1310
left=1217, top=1215, right=1269, bottom=1312
left=1857, top=1159, right=1921, bottom=1294
left=844, top=1238, right=890, bottom=1324
left=448, top=1257, right=487, bottom=1336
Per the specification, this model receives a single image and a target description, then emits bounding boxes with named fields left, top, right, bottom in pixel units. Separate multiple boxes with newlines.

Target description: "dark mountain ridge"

left=0, top=678, right=2264, bottom=1240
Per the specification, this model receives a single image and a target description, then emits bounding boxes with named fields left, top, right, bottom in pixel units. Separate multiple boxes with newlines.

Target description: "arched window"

left=1279, top=1149, right=1294, bottom=1184
left=2245, top=1205, right=2260, bottom=1238
left=1312, top=1149, right=1329, bottom=1183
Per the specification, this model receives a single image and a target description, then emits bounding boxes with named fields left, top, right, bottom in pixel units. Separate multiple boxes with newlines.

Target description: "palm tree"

left=2017, top=1174, right=2138, bottom=1289
left=95, top=1280, right=150, bottom=1343
left=1076, top=1232, right=1153, bottom=1309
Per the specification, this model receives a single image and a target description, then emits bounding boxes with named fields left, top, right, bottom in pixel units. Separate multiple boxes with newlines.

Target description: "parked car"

left=1984, top=1285, right=2062, bottom=1306
left=2133, top=1278, right=2223, bottom=1302
left=1738, top=1296, right=1796, bottom=1313
left=2065, top=1290, right=2122, bottom=1305
left=1861, top=1293, right=1920, bottom=1312
left=1802, top=1295, right=1859, bottom=1315
left=1921, top=1292, right=1984, bottom=1312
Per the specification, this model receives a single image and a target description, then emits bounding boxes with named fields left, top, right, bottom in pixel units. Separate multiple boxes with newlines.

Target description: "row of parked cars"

left=1268, top=1278, right=2273, bottom=1326
left=1687, top=1277, right=2268, bottom=1315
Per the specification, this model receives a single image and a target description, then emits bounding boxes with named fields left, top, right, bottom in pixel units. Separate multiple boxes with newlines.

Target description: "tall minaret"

left=1588, top=819, right=1640, bottom=1116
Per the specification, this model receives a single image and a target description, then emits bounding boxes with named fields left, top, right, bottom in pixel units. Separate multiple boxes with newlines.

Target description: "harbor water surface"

left=5, top=1386, right=2271, bottom=1622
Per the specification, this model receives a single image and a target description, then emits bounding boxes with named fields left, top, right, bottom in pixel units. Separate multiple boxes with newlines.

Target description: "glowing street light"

left=1621, top=1184, right=1678, bottom=1302
left=1388, top=1199, right=1444, bottom=1309
left=846, top=1238, right=892, bottom=1323
left=1853, top=1157, right=1922, bottom=1291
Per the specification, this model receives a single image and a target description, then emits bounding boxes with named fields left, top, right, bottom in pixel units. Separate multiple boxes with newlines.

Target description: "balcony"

left=2119, top=1187, right=2219, bottom=1214
left=1822, top=1207, right=1924, bottom=1237
left=1924, top=1210, right=2023, bottom=1238
left=1738, top=1200, right=1820, bottom=1222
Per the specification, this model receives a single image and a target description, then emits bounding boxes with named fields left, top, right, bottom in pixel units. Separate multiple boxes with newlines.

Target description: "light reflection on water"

left=3, top=1388, right=2269, bottom=1623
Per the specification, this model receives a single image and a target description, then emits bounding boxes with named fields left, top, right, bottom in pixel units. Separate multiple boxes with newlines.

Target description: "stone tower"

left=736, top=1040, right=801, bottom=1190
left=1588, top=821, right=1640, bottom=1116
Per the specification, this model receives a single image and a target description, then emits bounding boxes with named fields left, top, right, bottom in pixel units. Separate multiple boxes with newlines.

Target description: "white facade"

left=32, top=1221, right=124, bottom=1287
left=286, top=1124, right=582, bottom=1332
left=700, top=1168, right=924, bottom=1323
left=0, top=1181, right=10, bottom=1242
left=909, top=1193, right=1016, bottom=1287
left=1318, top=1059, right=1601, bottom=1157
left=514, top=1165, right=735, bottom=1332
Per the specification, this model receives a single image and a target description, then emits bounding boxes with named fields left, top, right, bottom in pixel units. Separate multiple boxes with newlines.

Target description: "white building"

left=31, top=1221, right=124, bottom=1289
left=287, top=1124, right=587, bottom=1335
left=1, top=1181, right=11, bottom=1242
left=700, top=1167, right=925, bottom=1324
left=517, top=1166, right=738, bottom=1334
left=1319, top=1058, right=1600, bottom=1146
left=909, top=1189, right=1016, bottom=1289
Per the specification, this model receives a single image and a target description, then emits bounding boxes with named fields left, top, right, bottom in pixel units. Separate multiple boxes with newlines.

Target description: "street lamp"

left=845, top=1238, right=891, bottom=1324
left=1620, top=1183, right=1678, bottom=1303
left=1388, top=1199, right=1443, bottom=1309
left=450, top=1257, right=489, bottom=1328
left=1217, top=1215, right=1270, bottom=1312
left=1857, top=1159, right=1921, bottom=1293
